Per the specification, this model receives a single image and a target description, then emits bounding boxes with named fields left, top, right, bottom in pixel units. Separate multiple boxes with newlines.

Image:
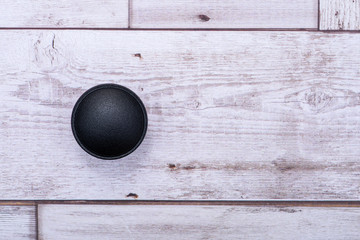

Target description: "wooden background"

left=0, top=0, right=359, bottom=239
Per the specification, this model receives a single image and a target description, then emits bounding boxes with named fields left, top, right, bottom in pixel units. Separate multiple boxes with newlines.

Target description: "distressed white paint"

left=0, top=0, right=128, bottom=28
left=131, top=0, right=318, bottom=28
left=0, top=31, right=360, bottom=200
left=0, top=206, right=36, bottom=239
left=320, top=0, right=360, bottom=30
left=38, top=204, right=360, bottom=240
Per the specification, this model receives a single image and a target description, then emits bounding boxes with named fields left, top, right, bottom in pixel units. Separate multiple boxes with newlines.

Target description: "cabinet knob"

left=71, top=84, right=147, bottom=160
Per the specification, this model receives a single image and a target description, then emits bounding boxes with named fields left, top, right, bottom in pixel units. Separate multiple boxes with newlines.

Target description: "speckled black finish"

left=71, top=84, right=147, bottom=160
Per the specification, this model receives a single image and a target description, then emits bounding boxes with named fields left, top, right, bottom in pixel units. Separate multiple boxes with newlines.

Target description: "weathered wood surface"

left=320, top=0, right=360, bottom=30
left=130, top=0, right=318, bottom=29
left=0, top=206, right=36, bottom=239
left=1, top=31, right=360, bottom=200
left=0, top=0, right=128, bottom=28
left=38, top=204, right=360, bottom=240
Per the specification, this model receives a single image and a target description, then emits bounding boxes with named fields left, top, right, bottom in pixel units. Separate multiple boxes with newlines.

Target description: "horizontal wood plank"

left=131, top=0, right=318, bottom=29
left=320, top=0, right=360, bottom=30
left=0, top=0, right=128, bottom=28
left=0, top=206, right=36, bottom=239
left=39, top=204, right=360, bottom=240
left=1, top=31, right=360, bottom=200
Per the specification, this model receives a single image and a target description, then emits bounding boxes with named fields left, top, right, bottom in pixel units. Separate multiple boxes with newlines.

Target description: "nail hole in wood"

left=133, top=53, right=142, bottom=59
left=168, top=163, right=177, bottom=169
left=198, top=14, right=210, bottom=22
left=126, top=193, right=139, bottom=199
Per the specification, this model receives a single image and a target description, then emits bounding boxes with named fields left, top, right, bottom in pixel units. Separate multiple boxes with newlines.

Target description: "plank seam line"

left=0, top=27, right=320, bottom=31
left=318, top=0, right=320, bottom=30
left=0, top=27, right=357, bottom=33
left=128, top=0, right=131, bottom=28
left=35, top=204, right=39, bottom=240
left=1, top=200, right=360, bottom=207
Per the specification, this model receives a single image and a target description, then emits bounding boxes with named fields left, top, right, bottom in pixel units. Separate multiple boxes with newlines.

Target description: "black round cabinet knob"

left=71, top=84, right=147, bottom=160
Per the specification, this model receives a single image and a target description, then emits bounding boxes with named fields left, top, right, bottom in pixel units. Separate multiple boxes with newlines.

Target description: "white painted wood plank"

left=320, top=0, right=360, bottom=30
left=39, top=204, right=360, bottom=240
left=0, top=0, right=128, bottom=28
left=131, top=0, right=318, bottom=29
left=0, top=206, right=36, bottom=239
left=1, top=31, right=360, bottom=200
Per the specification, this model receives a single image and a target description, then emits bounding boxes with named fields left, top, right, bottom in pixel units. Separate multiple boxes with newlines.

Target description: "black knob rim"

left=71, top=84, right=148, bottom=160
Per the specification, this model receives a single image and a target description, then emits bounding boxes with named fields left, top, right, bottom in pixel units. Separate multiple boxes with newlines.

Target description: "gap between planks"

left=318, top=0, right=321, bottom=30
left=0, top=27, right=358, bottom=33
left=35, top=204, right=39, bottom=240
left=128, top=0, right=131, bottom=28
left=0, top=200, right=360, bottom=207
left=0, top=27, right=321, bottom=31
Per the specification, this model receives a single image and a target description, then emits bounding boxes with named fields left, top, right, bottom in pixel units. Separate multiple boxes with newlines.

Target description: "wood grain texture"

left=39, top=204, right=360, bottom=240
left=130, top=0, right=318, bottom=29
left=320, top=0, right=360, bottom=30
left=0, top=0, right=128, bottom=28
left=0, top=206, right=36, bottom=239
left=1, top=31, right=360, bottom=200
